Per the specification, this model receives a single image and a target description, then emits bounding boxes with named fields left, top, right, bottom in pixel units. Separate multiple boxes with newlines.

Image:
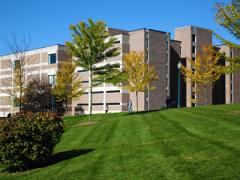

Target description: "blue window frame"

left=48, top=53, right=57, bottom=64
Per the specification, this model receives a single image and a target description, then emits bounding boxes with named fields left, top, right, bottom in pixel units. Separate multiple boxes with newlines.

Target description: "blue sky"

left=0, top=0, right=236, bottom=55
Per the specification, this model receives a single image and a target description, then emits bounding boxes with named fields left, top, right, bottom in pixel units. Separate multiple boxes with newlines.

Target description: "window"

left=114, top=40, right=120, bottom=44
left=106, top=90, right=120, bottom=93
left=13, top=60, right=20, bottom=70
left=81, top=80, right=89, bottom=83
left=48, top=75, right=56, bottom=85
left=77, top=69, right=88, bottom=73
left=13, top=98, right=19, bottom=107
left=92, top=91, right=103, bottom=94
left=192, top=34, right=196, bottom=43
left=192, top=46, right=196, bottom=54
left=107, top=103, right=120, bottom=105
left=48, top=53, right=57, bottom=64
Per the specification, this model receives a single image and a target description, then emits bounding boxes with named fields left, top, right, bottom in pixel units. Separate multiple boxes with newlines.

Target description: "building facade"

left=0, top=45, right=69, bottom=117
left=174, top=26, right=213, bottom=107
left=0, top=25, right=239, bottom=116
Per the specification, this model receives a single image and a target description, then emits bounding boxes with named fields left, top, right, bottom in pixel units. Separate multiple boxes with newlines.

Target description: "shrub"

left=0, top=112, right=64, bottom=172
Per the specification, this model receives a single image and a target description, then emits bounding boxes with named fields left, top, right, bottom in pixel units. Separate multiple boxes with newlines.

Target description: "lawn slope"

left=1, top=104, right=240, bottom=179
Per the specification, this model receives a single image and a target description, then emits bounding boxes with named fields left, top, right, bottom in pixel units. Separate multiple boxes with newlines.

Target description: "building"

left=73, top=28, right=181, bottom=114
left=174, top=26, right=213, bottom=107
left=217, top=45, right=240, bottom=104
left=0, top=45, right=69, bottom=117
left=0, top=25, right=239, bottom=116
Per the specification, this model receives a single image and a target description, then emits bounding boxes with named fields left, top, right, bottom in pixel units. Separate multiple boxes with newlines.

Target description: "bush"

left=0, top=112, right=64, bottom=172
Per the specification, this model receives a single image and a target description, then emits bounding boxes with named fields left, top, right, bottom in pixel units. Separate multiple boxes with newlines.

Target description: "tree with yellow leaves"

left=123, top=51, right=158, bottom=112
left=181, top=45, right=224, bottom=105
left=52, top=60, right=83, bottom=111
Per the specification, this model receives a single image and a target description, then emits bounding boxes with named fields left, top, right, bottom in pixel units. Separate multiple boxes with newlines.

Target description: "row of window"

left=78, top=103, right=120, bottom=106
left=83, top=90, right=120, bottom=94
left=12, top=53, right=57, bottom=69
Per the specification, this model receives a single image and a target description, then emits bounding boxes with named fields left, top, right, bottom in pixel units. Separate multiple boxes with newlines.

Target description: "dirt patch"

left=76, top=121, right=100, bottom=126
left=227, top=110, right=240, bottom=115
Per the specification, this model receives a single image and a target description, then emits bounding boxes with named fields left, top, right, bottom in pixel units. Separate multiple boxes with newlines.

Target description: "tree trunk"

left=89, top=71, right=93, bottom=122
left=204, top=84, right=207, bottom=106
left=136, top=91, right=138, bottom=112
left=65, top=97, right=68, bottom=111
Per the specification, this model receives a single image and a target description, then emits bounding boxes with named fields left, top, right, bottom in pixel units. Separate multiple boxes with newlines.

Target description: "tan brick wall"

left=148, top=30, right=168, bottom=110
left=174, top=26, right=212, bottom=107
left=129, top=29, right=145, bottom=111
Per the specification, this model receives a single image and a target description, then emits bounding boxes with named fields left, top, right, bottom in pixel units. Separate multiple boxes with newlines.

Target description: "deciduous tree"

left=123, top=51, right=158, bottom=112
left=66, top=19, right=120, bottom=121
left=181, top=45, right=224, bottom=105
left=52, top=60, right=83, bottom=111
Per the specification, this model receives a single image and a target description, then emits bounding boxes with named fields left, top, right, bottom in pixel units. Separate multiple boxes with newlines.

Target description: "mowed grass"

left=1, top=104, right=240, bottom=179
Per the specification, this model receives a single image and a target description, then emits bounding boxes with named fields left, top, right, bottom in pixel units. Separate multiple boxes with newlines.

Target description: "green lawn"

left=1, top=104, right=240, bottom=179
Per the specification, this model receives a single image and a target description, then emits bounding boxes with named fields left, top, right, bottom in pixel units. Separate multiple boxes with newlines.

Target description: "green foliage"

left=123, top=51, right=158, bottom=111
left=52, top=61, right=83, bottom=110
left=66, top=19, right=121, bottom=121
left=0, top=112, right=64, bottom=172
left=23, top=80, right=53, bottom=112
left=215, top=0, right=240, bottom=49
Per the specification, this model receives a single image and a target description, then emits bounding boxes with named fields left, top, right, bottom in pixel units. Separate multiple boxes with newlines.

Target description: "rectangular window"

left=106, top=103, right=120, bottom=105
left=192, top=46, right=196, bottom=54
left=106, top=90, right=120, bottom=93
left=114, top=40, right=120, bottom=44
left=13, top=98, right=19, bottom=107
left=192, top=34, right=196, bottom=43
left=92, top=103, right=104, bottom=105
left=92, top=91, right=104, bottom=94
left=78, top=103, right=88, bottom=106
left=81, top=80, right=89, bottom=83
left=13, top=60, right=20, bottom=70
left=48, top=53, right=57, bottom=64
left=77, top=69, right=88, bottom=73
left=48, top=75, right=56, bottom=85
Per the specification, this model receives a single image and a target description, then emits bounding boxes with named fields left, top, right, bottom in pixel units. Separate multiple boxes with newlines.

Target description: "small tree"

left=52, top=60, right=83, bottom=112
left=66, top=19, right=120, bottom=121
left=181, top=45, right=224, bottom=105
left=22, top=80, right=52, bottom=112
left=123, top=51, right=158, bottom=112
left=0, top=35, right=38, bottom=112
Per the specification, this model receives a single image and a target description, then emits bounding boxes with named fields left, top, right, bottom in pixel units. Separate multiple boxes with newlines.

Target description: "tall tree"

left=123, top=51, right=158, bottom=112
left=181, top=45, right=224, bottom=105
left=52, top=60, right=83, bottom=111
left=66, top=19, right=120, bottom=121
left=215, top=0, right=240, bottom=49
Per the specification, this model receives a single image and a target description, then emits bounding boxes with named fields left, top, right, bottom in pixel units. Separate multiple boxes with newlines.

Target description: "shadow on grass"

left=2, top=148, right=94, bottom=173
left=31, top=148, right=94, bottom=169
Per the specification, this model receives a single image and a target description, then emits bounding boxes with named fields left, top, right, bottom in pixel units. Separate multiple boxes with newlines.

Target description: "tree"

left=123, top=51, right=158, bottom=112
left=52, top=60, right=83, bottom=111
left=181, top=45, right=224, bottom=105
left=66, top=19, right=120, bottom=121
left=0, top=35, right=38, bottom=112
left=22, top=80, right=52, bottom=113
left=215, top=0, right=240, bottom=74
left=215, top=0, right=240, bottom=49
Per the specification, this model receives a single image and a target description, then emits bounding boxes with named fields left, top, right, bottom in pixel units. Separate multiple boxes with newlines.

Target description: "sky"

left=0, top=0, right=236, bottom=55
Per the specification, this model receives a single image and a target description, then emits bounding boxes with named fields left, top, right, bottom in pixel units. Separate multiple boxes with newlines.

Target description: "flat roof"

left=0, top=44, right=65, bottom=57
